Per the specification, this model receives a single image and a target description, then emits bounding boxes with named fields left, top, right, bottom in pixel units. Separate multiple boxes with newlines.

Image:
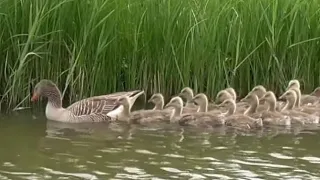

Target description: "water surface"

left=1, top=111, right=320, bottom=179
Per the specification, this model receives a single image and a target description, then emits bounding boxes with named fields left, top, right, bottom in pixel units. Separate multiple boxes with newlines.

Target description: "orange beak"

left=31, top=93, right=39, bottom=102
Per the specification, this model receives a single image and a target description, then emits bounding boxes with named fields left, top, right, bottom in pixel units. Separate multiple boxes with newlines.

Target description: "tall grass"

left=0, top=0, right=320, bottom=109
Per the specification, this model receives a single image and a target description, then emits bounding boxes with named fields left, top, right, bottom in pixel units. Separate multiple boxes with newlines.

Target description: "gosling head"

left=310, top=87, right=320, bottom=97
left=224, top=87, right=237, bottom=100
left=260, top=91, right=277, bottom=103
left=165, top=96, right=183, bottom=109
left=216, top=90, right=233, bottom=103
left=279, top=89, right=297, bottom=101
left=179, top=87, right=194, bottom=100
left=148, top=93, right=164, bottom=104
left=190, top=93, right=208, bottom=106
left=287, top=79, right=300, bottom=90
left=114, top=96, right=130, bottom=106
left=240, top=92, right=259, bottom=104
left=250, top=85, right=267, bottom=98
left=218, top=99, right=236, bottom=108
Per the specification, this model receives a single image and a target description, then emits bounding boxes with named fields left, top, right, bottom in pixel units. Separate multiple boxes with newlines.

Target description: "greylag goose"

left=279, top=89, right=319, bottom=124
left=248, top=91, right=291, bottom=126
left=108, top=96, right=173, bottom=124
left=218, top=99, right=263, bottom=130
left=31, top=79, right=144, bottom=123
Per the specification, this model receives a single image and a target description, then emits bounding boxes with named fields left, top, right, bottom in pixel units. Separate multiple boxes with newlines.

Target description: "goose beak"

left=31, top=93, right=39, bottom=102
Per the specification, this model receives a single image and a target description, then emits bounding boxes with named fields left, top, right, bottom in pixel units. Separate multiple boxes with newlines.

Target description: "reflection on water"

left=1, top=111, right=320, bottom=179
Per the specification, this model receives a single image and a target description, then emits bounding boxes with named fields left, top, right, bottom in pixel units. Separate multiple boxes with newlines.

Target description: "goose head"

left=216, top=90, right=233, bottom=104
left=31, top=79, right=61, bottom=102
left=286, top=79, right=300, bottom=90
left=179, top=87, right=194, bottom=102
left=250, top=85, right=267, bottom=99
left=148, top=93, right=164, bottom=110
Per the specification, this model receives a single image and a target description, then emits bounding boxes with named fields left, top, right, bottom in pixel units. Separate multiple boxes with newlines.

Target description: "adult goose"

left=31, top=79, right=145, bottom=123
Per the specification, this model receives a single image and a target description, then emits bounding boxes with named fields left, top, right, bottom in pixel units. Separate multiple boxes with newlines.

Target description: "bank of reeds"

left=0, top=0, right=320, bottom=109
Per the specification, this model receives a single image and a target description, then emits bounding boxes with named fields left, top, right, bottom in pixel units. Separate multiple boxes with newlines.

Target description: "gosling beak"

left=279, top=94, right=285, bottom=100
left=217, top=103, right=225, bottom=107
left=259, top=98, right=266, bottom=104
left=240, top=98, right=246, bottom=102
left=164, top=103, right=172, bottom=109
left=147, top=98, right=152, bottom=103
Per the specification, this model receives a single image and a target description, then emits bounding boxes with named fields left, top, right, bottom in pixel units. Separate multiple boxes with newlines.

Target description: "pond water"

left=1, top=110, right=320, bottom=179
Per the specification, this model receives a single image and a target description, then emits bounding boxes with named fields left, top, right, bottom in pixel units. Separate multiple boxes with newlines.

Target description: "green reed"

left=0, top=0, right=320, bottom=109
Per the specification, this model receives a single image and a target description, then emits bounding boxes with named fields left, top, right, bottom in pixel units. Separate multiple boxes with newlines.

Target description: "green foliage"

left=0, top=0, right=320, bottom=109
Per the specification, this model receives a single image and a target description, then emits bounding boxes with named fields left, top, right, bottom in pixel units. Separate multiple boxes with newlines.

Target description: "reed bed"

left=0, top=0, right=320, bottom=109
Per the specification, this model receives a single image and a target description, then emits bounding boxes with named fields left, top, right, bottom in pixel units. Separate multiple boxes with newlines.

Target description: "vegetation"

left=0, top=0, right=320, bottom=109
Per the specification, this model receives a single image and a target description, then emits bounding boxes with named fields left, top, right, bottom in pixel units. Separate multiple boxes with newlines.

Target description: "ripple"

left=228, top=159, right=293, bottom=169
left=269, top=153, right=294, bottom=160
left=135, top=149, right=158, bottom=155
left=161, top=167, right=184, bottom=173
left=180, top=172, right=206, bottom=179
left=93, top=171, right=108, bottom=175
left=213, top=146, right=228, bottom=150
left=163, top=154, right=184, bottom=158
left=98, top=148, right=122, bottom=153
left=39, top=167, right=98, bottom=180
left=203, top=173, right=232, bottom=179
left=299, top=156, right=320, bottom=164
left=3, top=162, right=15, bottom=167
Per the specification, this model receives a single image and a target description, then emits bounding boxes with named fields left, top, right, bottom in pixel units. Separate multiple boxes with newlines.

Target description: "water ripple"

left=39, top=167, right=98, bottom=180
left=2, top=116, right=320, bottom=179
left=228, top=159, right=293, bottom=169
left=269, top=152, right=294, bottom=160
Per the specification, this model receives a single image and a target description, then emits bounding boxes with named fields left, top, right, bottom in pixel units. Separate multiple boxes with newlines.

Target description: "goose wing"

left=66, top=90, right=142, bottom=116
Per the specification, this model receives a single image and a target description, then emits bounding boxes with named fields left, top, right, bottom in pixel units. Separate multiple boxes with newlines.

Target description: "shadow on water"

left=1, top=110, right=320, bottom=179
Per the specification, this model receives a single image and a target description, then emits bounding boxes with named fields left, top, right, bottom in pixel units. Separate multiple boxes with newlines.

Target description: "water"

left=1, top=111, right=320, bottom=179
